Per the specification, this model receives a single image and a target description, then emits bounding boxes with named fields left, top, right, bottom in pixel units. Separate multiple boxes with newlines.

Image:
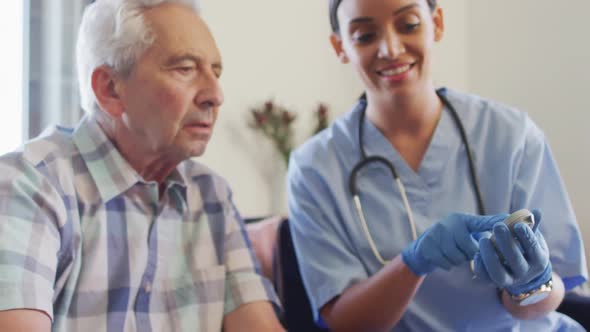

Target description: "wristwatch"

left=510, top=279, right=553, bottom=306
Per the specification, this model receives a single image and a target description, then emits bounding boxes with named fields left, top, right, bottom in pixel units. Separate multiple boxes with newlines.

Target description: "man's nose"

left=194, top=68, right=224, bottom=110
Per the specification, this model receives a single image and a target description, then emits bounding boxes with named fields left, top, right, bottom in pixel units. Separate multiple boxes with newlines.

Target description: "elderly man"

left=0, top=0, right=284, bottom=331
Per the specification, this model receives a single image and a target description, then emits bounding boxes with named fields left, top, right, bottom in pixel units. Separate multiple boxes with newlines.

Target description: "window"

left=0, top=1, right=24, bottom=154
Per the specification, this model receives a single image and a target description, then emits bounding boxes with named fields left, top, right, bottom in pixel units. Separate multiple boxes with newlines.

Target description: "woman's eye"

left=404, top=22, right=421, bottom=32
left=353, top=33, right=376, bottom=44
left=399, top=14, right=422, bottom=32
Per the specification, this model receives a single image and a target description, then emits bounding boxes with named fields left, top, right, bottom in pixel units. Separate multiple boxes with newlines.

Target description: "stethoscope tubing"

left=348, top=88, right=485, bottom=265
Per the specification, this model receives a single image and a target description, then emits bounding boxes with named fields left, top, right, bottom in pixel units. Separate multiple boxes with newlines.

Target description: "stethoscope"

left=348, top=88, right=485, bottom=265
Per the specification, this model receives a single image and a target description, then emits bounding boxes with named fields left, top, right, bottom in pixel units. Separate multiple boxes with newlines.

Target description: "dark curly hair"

left=329, top=0, right=437, bottom=33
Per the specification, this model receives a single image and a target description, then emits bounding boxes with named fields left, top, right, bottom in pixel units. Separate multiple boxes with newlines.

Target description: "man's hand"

left=223, top=301, right=284, bottom=332
left=401, top=213, right=508, bottom=276
left=0, top=309, right=51, bottom=332
left=473, top=210, right=552, bottom=298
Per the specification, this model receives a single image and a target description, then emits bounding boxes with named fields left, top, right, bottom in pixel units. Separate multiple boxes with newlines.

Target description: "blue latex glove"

left=473, top=209, right=552, bottom=296
left=401, top=213, right=508, bottom=276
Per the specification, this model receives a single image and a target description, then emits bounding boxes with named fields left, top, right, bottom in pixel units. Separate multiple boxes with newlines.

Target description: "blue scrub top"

left=287, top=88, right=588, bottom=331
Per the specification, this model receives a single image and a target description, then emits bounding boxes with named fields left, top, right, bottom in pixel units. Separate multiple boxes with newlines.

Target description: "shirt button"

left=144, top=282, right=152, bottom=293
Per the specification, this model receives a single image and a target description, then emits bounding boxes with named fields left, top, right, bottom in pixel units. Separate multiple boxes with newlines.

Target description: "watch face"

left=518, top=291, right=550, bottom=306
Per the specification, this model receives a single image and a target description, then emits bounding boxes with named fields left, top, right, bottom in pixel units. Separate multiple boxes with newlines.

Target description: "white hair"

left=76, top=0, right=201, bottom=114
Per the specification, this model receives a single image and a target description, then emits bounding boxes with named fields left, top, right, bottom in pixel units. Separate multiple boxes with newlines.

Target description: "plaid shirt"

left=0, top=115, right=279, bottom=331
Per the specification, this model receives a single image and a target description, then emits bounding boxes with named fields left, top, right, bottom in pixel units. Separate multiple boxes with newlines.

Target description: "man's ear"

left=432, top=7, right=445, bottom=42
left=91, top=66, right=125, bottom=117
left=330, top=33, right=349, bottom=64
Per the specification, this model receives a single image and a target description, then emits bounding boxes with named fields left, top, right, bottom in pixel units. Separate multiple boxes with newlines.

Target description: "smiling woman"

left=284, top=0, right=588, bottom=331
left=0, top=1, right=23, bottom=155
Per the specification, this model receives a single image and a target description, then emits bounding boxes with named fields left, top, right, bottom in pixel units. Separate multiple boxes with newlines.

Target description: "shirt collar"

left=355, top=97, right=456, bottom=187
left=73, top=114, right=191, bottom=203
left=73, top=114, right=143, bottom=202
left=165, top=165, right=189, bottom=201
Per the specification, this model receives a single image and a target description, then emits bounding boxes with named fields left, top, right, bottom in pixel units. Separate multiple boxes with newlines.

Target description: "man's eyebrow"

left=164, top=54, right=223, bottom=73
left=164, top=53, right=200, bottom=66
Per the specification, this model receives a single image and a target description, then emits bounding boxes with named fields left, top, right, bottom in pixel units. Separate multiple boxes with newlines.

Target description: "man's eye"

left=176, top=67, right=195, bottom=74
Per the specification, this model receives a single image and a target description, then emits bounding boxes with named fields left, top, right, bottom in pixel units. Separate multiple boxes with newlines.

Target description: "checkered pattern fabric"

left=0, top=115, right=278, bottom=331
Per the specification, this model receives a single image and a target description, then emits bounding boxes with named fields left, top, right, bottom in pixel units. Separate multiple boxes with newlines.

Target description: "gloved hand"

left=473, top=209, right=552, bottom=296
left=401, top=213, right=508, bottom=276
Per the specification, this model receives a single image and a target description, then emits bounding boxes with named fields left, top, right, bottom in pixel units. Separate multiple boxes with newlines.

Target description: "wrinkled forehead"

left=142, top=3, right=221, bottom=63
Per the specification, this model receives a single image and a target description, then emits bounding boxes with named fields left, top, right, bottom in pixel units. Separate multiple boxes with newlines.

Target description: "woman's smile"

left=376, top=63, right=414, bottom=82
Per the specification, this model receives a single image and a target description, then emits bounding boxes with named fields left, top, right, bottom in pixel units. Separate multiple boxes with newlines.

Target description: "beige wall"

left=199, top=0, right=361, bottom=216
